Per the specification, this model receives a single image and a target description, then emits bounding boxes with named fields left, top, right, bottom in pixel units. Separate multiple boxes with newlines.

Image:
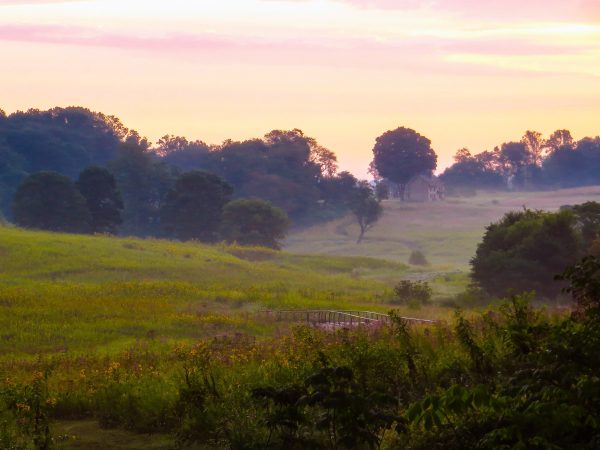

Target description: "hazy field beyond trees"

left=286, top=186, right=600, bottom=269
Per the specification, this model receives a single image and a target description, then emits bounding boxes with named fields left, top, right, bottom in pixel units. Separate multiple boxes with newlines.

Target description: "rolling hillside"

left=0, top=226, right=417, bottom=360
left=286, top=186, right=600, bottom=269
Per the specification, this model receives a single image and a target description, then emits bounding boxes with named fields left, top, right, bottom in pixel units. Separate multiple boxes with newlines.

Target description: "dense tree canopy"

left=471, top=209, right=581, bottom=298
left=3, top=106, right=600, bottom=239
left=442, top=132, right=600, bottom=193
left=161, top=171, right=233, bottom=242
left=371, top=127, right=437, bottom=200
left=76, top=167, right=123, bottom=234
left=220, top=198, right=290, bottom=249
left=13, top=171, right=91, bottom=233
left=440, top=148, right=504, bottom=192
left=109, top=142, right=176, bottom=237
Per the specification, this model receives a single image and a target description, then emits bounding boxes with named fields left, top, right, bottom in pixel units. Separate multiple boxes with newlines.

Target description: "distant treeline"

left=0, top=107, right=361, bottom=238
left=440, top=130, right=600, bottom=194
left=2, top=107, right=600, bottom=238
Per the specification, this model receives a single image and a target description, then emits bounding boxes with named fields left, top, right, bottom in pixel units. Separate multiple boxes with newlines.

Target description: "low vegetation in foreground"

left=1, top=225, right=600, bottom=449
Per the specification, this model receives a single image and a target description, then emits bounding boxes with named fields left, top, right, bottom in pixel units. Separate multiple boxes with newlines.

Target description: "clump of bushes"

left=408, top=250, right=429, bottom=266
left=392, top=280, right=432, bottom=306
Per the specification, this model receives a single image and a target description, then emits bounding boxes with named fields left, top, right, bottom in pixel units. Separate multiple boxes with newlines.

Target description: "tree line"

left=2, top=107, right=600, bottom=245
left=0, top=107, right=375, bottom=244
left=440, top=129, right=600, bottom=193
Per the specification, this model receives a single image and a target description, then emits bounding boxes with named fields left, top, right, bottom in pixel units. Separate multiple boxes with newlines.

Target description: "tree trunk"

left=357, top=224, right=366, bottom=244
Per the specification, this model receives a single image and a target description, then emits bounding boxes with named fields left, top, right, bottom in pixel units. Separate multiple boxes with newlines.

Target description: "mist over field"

left=1, top=0, right=600, bottom=448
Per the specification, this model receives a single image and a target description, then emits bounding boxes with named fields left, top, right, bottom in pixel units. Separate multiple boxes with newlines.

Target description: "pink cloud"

left=329, top=0, right=598, bottom=21
left=0, top=23, right=591, bottom=78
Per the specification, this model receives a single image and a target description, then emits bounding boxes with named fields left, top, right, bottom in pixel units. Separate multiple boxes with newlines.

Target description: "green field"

left=0, top=225, right=428, bottom=361
left=286, top=186, right=600, bottom=269
left=2, top=187, right=599, bottom=448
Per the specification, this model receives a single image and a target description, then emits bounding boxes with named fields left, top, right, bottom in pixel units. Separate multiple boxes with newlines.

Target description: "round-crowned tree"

left=220, top=198, right=289, bottom=249
left=161, top=170, right=233, bottom=241
left=13, top=171, right=91, bottom=233
left=371, top=127, right=437, bottom=200
left=76, top=166, right=123, bottom=234
left=471, top=209, right=581, bottom=298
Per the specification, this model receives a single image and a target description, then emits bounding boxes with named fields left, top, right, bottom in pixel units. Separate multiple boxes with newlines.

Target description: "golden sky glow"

left=1, top=0, right=599, bottom=176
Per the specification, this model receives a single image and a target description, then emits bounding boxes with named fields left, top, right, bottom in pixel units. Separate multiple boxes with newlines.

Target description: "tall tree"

left=545, top=129, right=574, bottom=153
left=161, top=171, right=233, bottom=241
left=497, top=142, right=531, bottom=176
left=109, top=142, right=176, bottom=237
left=351, top=181, right=383, bottom=244
left=370, top=127, right=437, bottom=200
left=13, top=171, right=91, bottom=233
left=521, top=131, right=544, bottom=166
left=220, top=198, right=290, bottom=249
left=76, top=167, right=123, bottom=234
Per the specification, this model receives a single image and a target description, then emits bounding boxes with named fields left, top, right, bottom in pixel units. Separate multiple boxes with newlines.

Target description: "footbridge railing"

left=259, top=310, right=438, bottom=328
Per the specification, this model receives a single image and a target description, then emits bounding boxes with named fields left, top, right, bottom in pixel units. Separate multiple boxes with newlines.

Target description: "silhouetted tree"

left=13, top=171, right=91, bottom=233
left=351, top=182, right=383, bottom=244
left=2, top=107, right=122, bottom=178
left=76, top=167, right=123, bottom=234
left=521, top=131, right=544, bottom=166
left=158, top=135, right=212, bottom=171
left=542, top=145, right=587, bottom=188
left=440, top=149, right=504, bottom=192
left=370, top=127, right=437, bottom=200
left=220, top=198, right=289, bottom=249
left=161, top=171, right=233, bottom=241
left=497, top=142, right=531, bottom=177
left=109, top=142, right=176, bottom=236
left=545, top=129, right=574, bottom=153
left=319, top=171, right=358, bottom=207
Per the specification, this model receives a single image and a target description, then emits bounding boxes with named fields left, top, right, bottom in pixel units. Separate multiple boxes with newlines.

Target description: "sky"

left=1, top=0, right=599, bottom=176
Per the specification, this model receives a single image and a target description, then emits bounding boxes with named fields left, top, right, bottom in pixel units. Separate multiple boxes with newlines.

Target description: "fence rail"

left=258, top=310, right=438, bottom=328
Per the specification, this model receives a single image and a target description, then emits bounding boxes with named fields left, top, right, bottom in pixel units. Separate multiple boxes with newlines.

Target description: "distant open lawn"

left=286, top=186, right=600, bottom=271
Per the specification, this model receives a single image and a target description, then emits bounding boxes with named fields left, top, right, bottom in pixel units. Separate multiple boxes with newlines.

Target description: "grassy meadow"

left=2, top=187, right=600, bottom=448
left=0, top=225, right=427, bottom=361
left=286, top=186, right=600, bottom=269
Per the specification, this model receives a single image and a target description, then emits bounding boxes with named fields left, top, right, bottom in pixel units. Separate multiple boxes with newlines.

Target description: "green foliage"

left=571, top=201, right=600, bottom=252
left=557, top=256, right=600, bottom=319
left=13, top=171, right=91, bottom=233
left=220, top=198, right=290, bottom=249
left=371, top=127, right=437, bottom=200
left=351, top=182, right=382, bottom=244
left=76, top=166, right=123, bottom=234
left=393, top=280, right=432, bottom=306
left=252, top=365, right=402, bottom=449
left=109, top=142, right=176, bottom=237
left=471, top=208, right=581, bottom=298
left=161, top=170, right=233, bottom=242
left=0, top=369, right=54, bottom=449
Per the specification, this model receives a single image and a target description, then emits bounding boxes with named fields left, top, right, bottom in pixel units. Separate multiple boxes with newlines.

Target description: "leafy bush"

left=408, top=250, right=429, bottom=266
left=471, top=208, right=581, bottom=298
left=0, top=370, right=54, bottom=449
left=392, top=280, right=432, bottom=305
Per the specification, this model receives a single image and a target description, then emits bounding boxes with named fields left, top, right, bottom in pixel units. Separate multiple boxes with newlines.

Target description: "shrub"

left=220, top=198, right=289, bottom=249
left=408, top=250, right=429, bottom=266
left=392, top=280, right=432, bottom=305
left=471, top=208, right=581, bottom=298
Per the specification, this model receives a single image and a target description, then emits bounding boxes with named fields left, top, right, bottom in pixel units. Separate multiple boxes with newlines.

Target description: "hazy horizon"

left=1, top=0, right=599, bottom=176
